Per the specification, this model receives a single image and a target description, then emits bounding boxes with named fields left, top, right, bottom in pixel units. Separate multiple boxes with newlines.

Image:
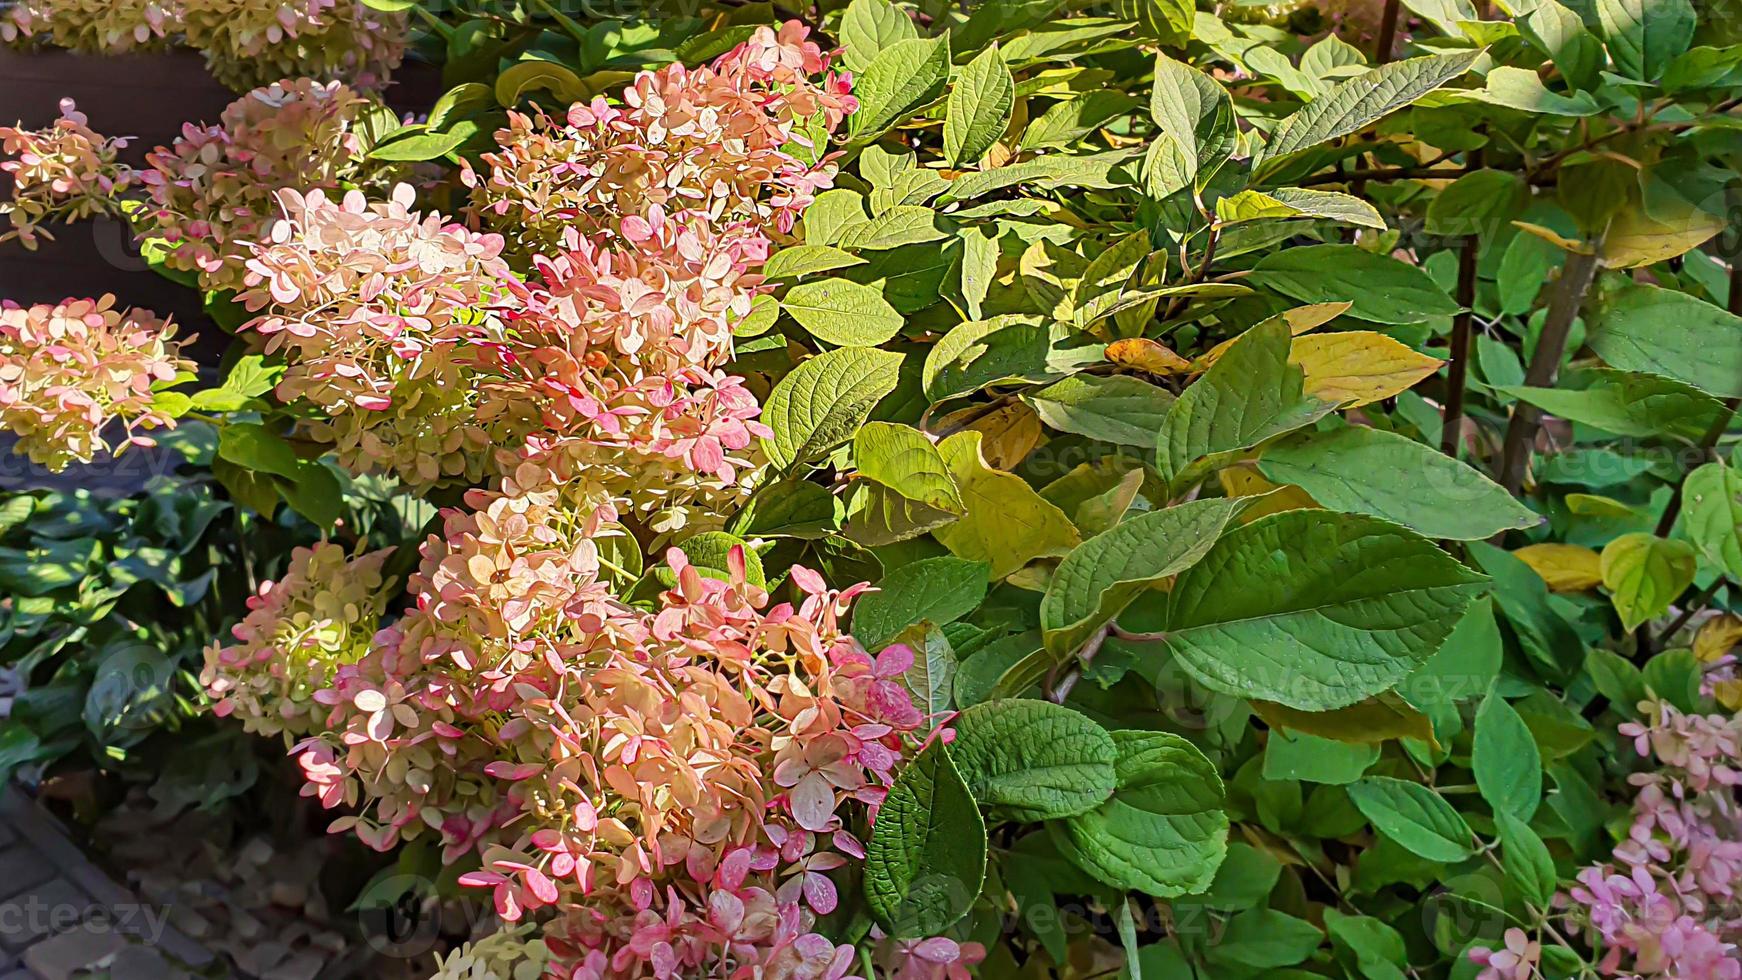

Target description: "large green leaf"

left=850, top=34, right=951, bottom=142
left=1596, top=0, right=1696, bottom=81
left=1498, top=370, right=1728, bottom=441
left=1684, top=462, right=1742, bottom=578
left=1040, top=498, right=1249, bottom=659
left=781, top=279, right=904, bottom=346
left=950, top=700, right=1118, bottom=821
left=1164, top=511, right=1489, bottom=710
left=1023, top=375, right=1176, bottom=448
left=1588, top=284, right=1742, bottom=399
left=855, top=422, right=963, bottom=512
left=1257, top=426, right=1539, bottom=540
left=1255, top=52, right=1480, bottom=169
left=1149, top=52, right=1235, bottom=188
left=1600, top=533, right=1696, bottom=631
left=945, top=43, right=1015, bottom=166
left=923, top=316, right=1105, bottom=403
left=853, top=555, right=990, bottom=651
left=1250, top=245, right=1461, bottom=325
left=1347, top=776, right=1474, bottom=862
left=1055, top=731, right=1229, bottom=897
left=865, top=741, right=987, bottom=938
left=1495, top=810, right=1557, bottom=908
left=1473, top=689, right=1543, bottom=822
left=762, top=347, right=904, bottom=469
left=933, top=432, right=1081, bottom=578
left=839, top=0, right=918, bottom=72
left=1156, top=319, right=1334, bottom=484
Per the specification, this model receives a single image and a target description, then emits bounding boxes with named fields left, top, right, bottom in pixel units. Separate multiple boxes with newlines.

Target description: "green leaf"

left=1497, top=370, right=1728, bottom=441
left=923, top=316, right=1105, bottom=403
left=1056, top=731, right=1229, bottom=897
left=934, top=432, right=1081, bottom=578
left=1600, top=533, right=1696, bottom=631
left=946, top=44, right=1016, bottom=166
left=1020, top=90, right=1141, bottom=152
left=1463, top=65, right=1603, bottom=116
left=1215, top=188, right=1385, bottom=230
left=1203, top=909, right=1324, bottom=970
left=762, top=347, right=904, bottom=469
left=781, top=279, right=904, bottom=346
left=1256, top=52, right=1480, bottom=169
left=849, top=483, right=962, bottom=547
left=281, top=460, right=343, bottom=531
left=893, top=622, right=958, bottom=719
left=1473, top=689, right=1543, bottom=821
left=1040, top=497, right=1249, bottom=660
left=366, top=126, right=468, bottom=161
left=950, top=699, right=1118, bottom=821
left=1597, top=0, right=1696, bottom=80
left=839, top=0, right=919, bottom=72
left=835, top=206, right=947, bottom=251
left=1495, top=810, right=1557, bottom=909
left=1149, top=53, right=1235, bottom=188
left=1164, top=511, right=1490, bottom=710
left=763, top=245, right=866, bottom=279
left=1251, top=245, right=1460, bottom=325
left=938, top=148, right=1141, bottom=203
left=865, top=741, right=987, bottom=938
left=1466, top=543, right=1588, bottom=681
left=850, top=34, right=951, bottom=142
left=1263, top=731, right=1380, bottom=785
left=1324, top=909, right=1409, bottom=980
left=1426, top=170, right=1528, bottom=236
left=1519, top=0, right=1604, bottom=89
left=1189, top=842, right=1282, bottom=910
left=853, top=556, right=990, bottom=651
left=1023, top=375, right=1176, bottom=448
left=1257, top=426, right=1539, bottom=541
left=726, top=480, right=840, bottom=539
left=1683, top=462, right=1742, bottom=579
left=855, top=422, right=964, bottom=512
left=217, top=422, right=302, bottom=481
left=1155, top=318, right=1333, bottom=484
left=1120, top=0, right=1194, bottom=44
left=1588, top=284, right=1742, bottom=399
left=1347, top=776, right=1475, bottom=862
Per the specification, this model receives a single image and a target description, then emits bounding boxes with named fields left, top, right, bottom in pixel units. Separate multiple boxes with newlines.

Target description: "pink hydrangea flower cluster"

left=138, top=78, right=398, bottom=292
left=206, top=482, right=924, bottom=978
left=0, top=294, right=191, bottom=470
left=0, top=99, right=133, bottom=249
left=1559, top=699, right=1742, bottom=979
left=0, top=0, right=404, bottom=88
left=0, top=0, right=179, bottom=52
left=462, top=20, right=855, bottom=257
left=201, top=542, right=397, bottom=740
left=237, top=184, right=519, bottom=486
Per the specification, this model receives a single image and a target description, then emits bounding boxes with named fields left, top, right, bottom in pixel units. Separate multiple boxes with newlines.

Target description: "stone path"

left=0, top=788, right=216, bottom=979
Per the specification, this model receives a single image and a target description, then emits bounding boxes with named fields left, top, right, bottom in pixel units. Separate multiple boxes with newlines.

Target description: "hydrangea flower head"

left=0, top=295, right=190, bottom=470
left=179, top=0, right=406, bottom=91
left=0, top=99, right=133, bottom=249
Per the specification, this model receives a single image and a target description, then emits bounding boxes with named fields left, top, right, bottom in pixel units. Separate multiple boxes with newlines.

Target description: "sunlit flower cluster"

left=138, top=78, right=395, bottom=292
left=179, top=0, right=406, bottom=91
left=237, top=185, right=518, bottom=486
left=0, top=295, right=190, bottom=470
left=0, top=0, right=179, bottom=51
left=463, top=20, right=853, bottom=257
left=202, top=542, right=396, bottom=740
left=1555, top=699, right=1742, bottom=979
left=0, top=99, right=133, bottom=249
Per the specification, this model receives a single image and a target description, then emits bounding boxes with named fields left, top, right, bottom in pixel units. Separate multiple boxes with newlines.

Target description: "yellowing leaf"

left=1600, top=201, right=1725, bottom=270
left=1194, top=303, right=1353, bottom=371
left=934, top=430, right=1081, bottom=579
left=1217, top=465, right=1317, bottom=522
left=1251, top=692, right=1436, bottom=747
left=1600, top=532, right=1697, bottom=631
left=1695, top=614, right=1742, bottom=664
left=1106, top=337, right=1192, bottom=376
left=958, top=400, right=1043, bottom=470
left=1513, top=543, right=1603, bottom=592
left=1290, top=331, right=1444, bottom=407
left=1512, top=221, right=1587, bottom=253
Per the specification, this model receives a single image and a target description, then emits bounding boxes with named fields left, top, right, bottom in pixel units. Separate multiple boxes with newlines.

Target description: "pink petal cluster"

left=201, top=542, right=397, bottom=739
left=0, top=294, right=191, bottom=470
left=462, top=20, right=854, bottom=257
left=210, top=481, right=921, bottom=978
left=0, top=99, right=133, bottom=249
left=137, top=78, right=397, bottom=292
left=1559, top=699, right=1742, bottom=978
left=0, top=0, right=179, bottom=51
left=237, top=184, right=518, bottom=486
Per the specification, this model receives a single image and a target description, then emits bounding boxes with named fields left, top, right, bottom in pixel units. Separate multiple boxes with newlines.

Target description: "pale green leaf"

left=763, top=347, right=905, bottom=469
left=945, top=44, right=1015, bottom=166
left=1600, top=533, right=1696, bottom=631
left=854, top=555, right=990, bottom=651
left=1588, top=284, right=1742, bottom=399
left=781, top=279, right=904, bottom=346
left=1256, top=52, right=1480, bottom=168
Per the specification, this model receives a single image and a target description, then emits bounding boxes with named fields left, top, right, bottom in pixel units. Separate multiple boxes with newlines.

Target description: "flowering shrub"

left=0, top=294, right=190, bottom=470
left=7, top=2, right=1742, bottom=980
left=0, top=0, right=404, bottom=88
left=0, top=98, right=132, bottom=248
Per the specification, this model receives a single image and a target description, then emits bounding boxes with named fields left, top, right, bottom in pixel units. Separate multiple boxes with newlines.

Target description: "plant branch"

left=1374, top=0, right=1401, bottom=64
left=1440, top=235, right=1480, bottom=457
left=1496, top=247, right=1602, bottom=497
